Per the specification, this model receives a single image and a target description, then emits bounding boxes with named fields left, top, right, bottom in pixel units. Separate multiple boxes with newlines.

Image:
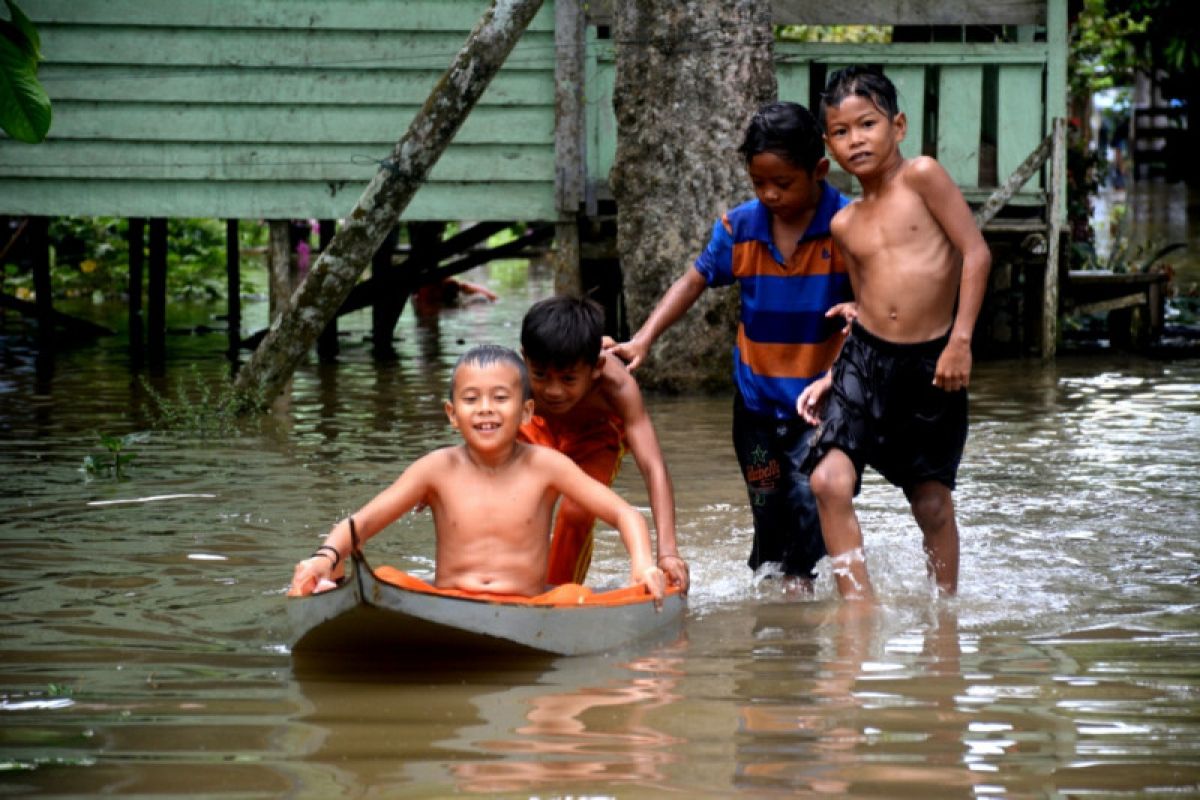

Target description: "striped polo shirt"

left=694, top=181, right=852, bottom=420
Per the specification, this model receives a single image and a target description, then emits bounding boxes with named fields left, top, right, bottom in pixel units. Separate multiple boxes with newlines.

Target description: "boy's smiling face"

left=525, top=357, right=601, bottom=416
left=445, top=361, right=533, bottom=453
left=746, top=151, right=828, bottom=225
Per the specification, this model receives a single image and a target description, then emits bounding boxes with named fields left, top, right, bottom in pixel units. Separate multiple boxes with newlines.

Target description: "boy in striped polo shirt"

left=609, top=101, right=853, bottom=594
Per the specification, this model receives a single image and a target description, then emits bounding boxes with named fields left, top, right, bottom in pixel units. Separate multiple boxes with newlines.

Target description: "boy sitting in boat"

left=288, top=344, right=667, bottom=600
left=519, top=295, right=687, bottom=591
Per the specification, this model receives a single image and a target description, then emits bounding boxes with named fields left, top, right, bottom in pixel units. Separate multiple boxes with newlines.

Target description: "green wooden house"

left=0, top=0, right=1069, bottom=355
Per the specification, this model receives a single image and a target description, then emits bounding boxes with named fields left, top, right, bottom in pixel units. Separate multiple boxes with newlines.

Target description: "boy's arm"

left=539, top=448, right=665, bottom=600
left=910, top=158, right=992, bottom=390
left=288, top=452, right=439, bottom=596
left=607, top=267, right=707, bottom=370
left=601, top=360, right=687, bottom=591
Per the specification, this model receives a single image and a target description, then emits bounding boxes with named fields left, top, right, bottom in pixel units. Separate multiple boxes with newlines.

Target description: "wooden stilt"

left=267, top=220, right=292, bottom=322
left=29, top=217, right=52, bottom=344
left=225, top=219, right=241, bottom=363
left=370, top=225, right=402, bottom=360
left=316, top=219, right=339, bottom=362
left=147, top=218, right=168, bottom=366
left=128, top=218, right=145, bottom=367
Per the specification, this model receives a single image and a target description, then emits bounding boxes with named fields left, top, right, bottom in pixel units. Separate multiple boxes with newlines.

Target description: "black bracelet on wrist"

left=312, top=545, right=341, bottom=568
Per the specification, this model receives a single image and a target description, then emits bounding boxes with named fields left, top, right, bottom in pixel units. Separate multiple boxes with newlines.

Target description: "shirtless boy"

left=289, top=344, right=666, bottom=600
left=797, top=66, right=991, bottom=600
left=520, top=296, right=686, bottom=591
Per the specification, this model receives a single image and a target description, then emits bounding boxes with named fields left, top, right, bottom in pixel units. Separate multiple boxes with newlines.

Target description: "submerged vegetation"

left=81, top=432, right=148, bottom=480
left=141, top=365, right=264, bottom=438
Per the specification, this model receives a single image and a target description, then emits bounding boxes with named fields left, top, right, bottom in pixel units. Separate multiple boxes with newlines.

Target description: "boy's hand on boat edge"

left=288, top=557, right=336, bottom=597
left=658, top=553, right=690, bottom=593
left=635, top=565, right=667, bottom=607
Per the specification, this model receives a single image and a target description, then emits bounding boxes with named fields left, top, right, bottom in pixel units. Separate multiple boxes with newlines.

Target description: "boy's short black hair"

left=520, top=295, right=604, bottom=369
left=450, top=344, right=531, bottom=401
left=737, top=101, right=825, bottom=173
left=819, top=66, right=899, bottom=127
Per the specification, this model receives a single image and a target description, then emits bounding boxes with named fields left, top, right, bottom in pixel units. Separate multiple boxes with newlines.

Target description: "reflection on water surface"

left=1, top=261, right=1198, bottom=797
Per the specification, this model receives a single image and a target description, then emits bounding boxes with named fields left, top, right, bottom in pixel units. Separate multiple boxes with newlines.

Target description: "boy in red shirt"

left=520, top=296, right=687, bottom=591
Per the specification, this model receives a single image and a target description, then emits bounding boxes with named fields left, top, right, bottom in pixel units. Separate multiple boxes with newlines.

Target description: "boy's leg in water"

left=809, top=448, right=874, bottom=601
left=906, top=480, right=959, bottom=595
left=733, top=394, right=822, bottom=593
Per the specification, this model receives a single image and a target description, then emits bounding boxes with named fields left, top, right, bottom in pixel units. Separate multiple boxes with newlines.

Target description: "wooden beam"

left=974, top=132, right=1052, bottom=229
left=316, top=219, right=339, bottom=362
left=128, top=217, right=145, bottom=365
left=225, top=219, right=241, bottom=362
left=553, top=0, right=585, bottom=295
left=267, top=220, right=293, bottom=322
left=1041, top=117, right=1066, bottom=359
left=29, top=217, right=52, bottom=341
left=147, top=218, right=168, bottom=364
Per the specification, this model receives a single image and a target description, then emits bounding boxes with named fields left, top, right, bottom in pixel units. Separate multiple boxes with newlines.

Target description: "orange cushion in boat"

left=373, top=566, right=677, bottom=607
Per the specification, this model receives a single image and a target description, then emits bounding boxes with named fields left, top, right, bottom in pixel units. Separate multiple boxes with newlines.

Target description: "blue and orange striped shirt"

left=694, top=181, right=852, bottom=420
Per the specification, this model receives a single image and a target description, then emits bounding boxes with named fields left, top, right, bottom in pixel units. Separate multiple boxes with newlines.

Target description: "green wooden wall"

left=0, top=1, right=1063, bottom=221
left=589, top=41, right=1056, bottom=207
left=0, top=0, right=559, bottom=220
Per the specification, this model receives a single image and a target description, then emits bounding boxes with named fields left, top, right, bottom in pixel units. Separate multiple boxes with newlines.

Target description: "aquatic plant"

left=81, top=432, right=147, bottom=480
left=140, top=365, right=263, bottom=438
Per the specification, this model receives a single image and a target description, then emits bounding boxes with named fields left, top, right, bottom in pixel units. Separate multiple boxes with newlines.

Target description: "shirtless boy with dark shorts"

left=797, top=66, right=991, bottom=601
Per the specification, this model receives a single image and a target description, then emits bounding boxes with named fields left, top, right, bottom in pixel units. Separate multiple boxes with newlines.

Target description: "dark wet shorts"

left=801, top=322, right=968, bottom=494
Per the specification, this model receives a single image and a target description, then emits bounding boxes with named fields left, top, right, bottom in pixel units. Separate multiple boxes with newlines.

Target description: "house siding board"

left=0, top=179, right=557, bottom=221
left=997, top=64, right=1046, bottom=189
left=3, top=1, right=558, bottom=220
left=4, top=1, right=1063, bottom=221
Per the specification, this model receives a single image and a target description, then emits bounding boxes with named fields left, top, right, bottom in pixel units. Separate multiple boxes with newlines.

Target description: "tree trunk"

left=234, top=0, right=545, bottom=405
left=610, top=0, right=776, bottom=390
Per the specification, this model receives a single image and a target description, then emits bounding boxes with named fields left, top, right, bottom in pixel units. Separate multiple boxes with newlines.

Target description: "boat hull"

left=288, top=558, right=686, bottom=657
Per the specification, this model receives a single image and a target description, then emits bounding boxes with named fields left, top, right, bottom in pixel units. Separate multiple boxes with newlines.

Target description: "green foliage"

left=2, top=217, right=269, bottom=303
left=1069, top=0, right=1149, bottom=96
left=776, top=25, right=891, bottom=43
left=81, top=432, right=148, bottom=480
left=1106, top=0, right=1200, bottom=90
left=140, top=365, right=263, bottom=438
left=0, top=0, right=51, bottom=143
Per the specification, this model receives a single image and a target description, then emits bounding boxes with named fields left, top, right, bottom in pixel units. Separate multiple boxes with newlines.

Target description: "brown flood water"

left=2, top=188, right=1199, bottom=798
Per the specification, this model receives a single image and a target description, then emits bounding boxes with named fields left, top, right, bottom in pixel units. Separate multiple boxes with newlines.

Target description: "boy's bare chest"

left=437, top=468, right=549, bottom=527
left=843, top=192, right=938, bottom=261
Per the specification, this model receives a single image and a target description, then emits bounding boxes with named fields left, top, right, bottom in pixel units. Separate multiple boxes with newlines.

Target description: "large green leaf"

left=0, top=31, right=50, bottom=142
left=3, top=0, right=40, bottom=60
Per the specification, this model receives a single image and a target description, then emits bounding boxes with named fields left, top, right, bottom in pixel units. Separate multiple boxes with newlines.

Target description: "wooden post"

left=316, top=219, right=339, bottom=362
left=1042, top=117, right=1067, bottom=359
left=147, top=218, right=168, bottom=365
left=234, top=0, right=547, bottom=405
left=371, top=225, right=402, bottom=359
left=267, top=220, right=293, bottom=322
left=29, top=217, right=52, bottom=343
left=225, top=219, right=241, bottom=362
left=554, top=0, right=585, bottom=296
left=128, top=218, right=145, bottom=366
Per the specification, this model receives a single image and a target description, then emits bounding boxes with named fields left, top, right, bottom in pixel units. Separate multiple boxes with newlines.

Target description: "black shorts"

left=802, top=322, right=968, bottom=494
left=732, top=390, right=826, bottom=580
